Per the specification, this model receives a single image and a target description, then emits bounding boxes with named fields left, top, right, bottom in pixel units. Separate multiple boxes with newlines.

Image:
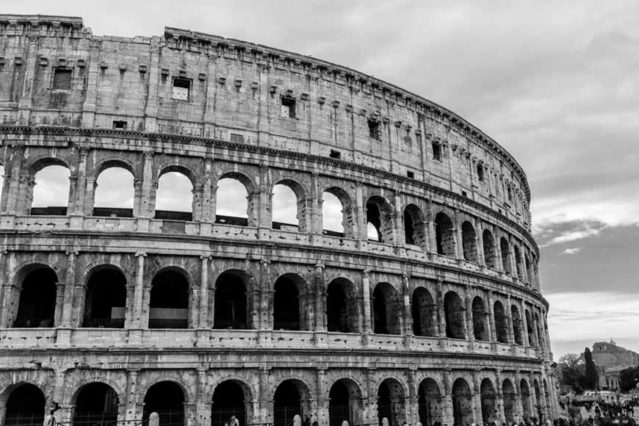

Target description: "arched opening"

left=482, top=229, right=497, bottom=269
left=500, top=238, right=512, bottom=274
left=535, top=313, right=544, bottom=350
left=329, top=379, right=362, bottom=426
left=82, top=267, right=127, bottom=328
left=30, top=164, right=70, bottom=215
left=511, top=305, right=523, bottom=345
left=366, top=196, right=393, bottom=243
left=502, top=379, right=517, bottom=425
left=272, top=183, right=302, bottom=232
left=461, top=221, right=477, bottom=262
left=525, top=255, right=532, bottom=284
left=273, top=380, right=309, bottom=426
left=444, top=291, right=465, bottom=339
left=404, top=204, right=426, bottom=248
left=73, top=382, right=119, bottom=426
left=412, top=287, right=437, bottom=337
left=93, top=166, right=134, bottom=217
left=211, top=380, right=248, bottom=426
left=514, top=245, right=523, bottom=279
left=494, top=301, right=509, bottom=344
left=525, top=310, right=536, bottom=346
left=480, top=379, right=497, bottom=426
left=472, top=297, right=489, bottom=341
left=274, top=274, right=308, bottom=331
left=4, top=384, right=45, bottom=426
left=322, top=189, right=352, bottom=237
left=418, top=379, right=443, bottom=426
left=143, top=381, right=185, bottom=426
left=543, top=380, right=551, bottom=416
left=155, top=171, right=193, bottom=221
left=327, top=278, right=359, bottom=333
left=434, top=212, right=455, bottom=256
left=214, top=271, right=249, bottom=329
left=534, top=381, right=543, bottom=421
left=372, top=283, right=401, bottom=335
left=521, top=379, right=532, bottom=419
left=13, top=266, right=57, bottom=327
left=149, top=269, right=189, bottom=329
left=216, top=177, right=249, bottom=226
left=377, top=379, right=405, bottom=426
left=452, top=379, right=473, bottom=426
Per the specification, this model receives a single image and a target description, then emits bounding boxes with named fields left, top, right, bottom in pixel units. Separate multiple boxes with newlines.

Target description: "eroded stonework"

left=0, top=14, right=558, bottom=426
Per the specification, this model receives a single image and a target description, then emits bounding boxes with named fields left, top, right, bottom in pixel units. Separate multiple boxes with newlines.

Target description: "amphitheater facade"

left=0, top=14, right=558, bottom=426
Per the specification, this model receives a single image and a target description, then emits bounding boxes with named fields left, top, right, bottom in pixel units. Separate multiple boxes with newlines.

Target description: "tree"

left=584, top=347, right=599, bottom=390
left=558, top=352, right=586, bottom=393
left=619, top=366, right=639, bottom=392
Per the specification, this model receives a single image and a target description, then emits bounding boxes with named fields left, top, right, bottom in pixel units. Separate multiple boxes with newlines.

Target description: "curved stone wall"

left=0, top=14, right=558, bottom=426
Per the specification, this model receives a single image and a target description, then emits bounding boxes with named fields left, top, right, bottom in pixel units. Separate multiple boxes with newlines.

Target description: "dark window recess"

left=432, top=142, right=442, bottom=161
left=461, top=191, right=467, bottom=197
left=329, top=150, right=341, bottom=159
left=172, top=77, right=191, bottom=100
left=477, top=164, right=484, bottom=181
left=281, top=97, right=296, bottom=118
left=113, top=120, right=127, bottom=129
left=53, top=68, right=72, bottom=90
left=407, top=171, right=415, bottom=179
left=368, top=119, right=381, bottom=140
left=230, top=133, right=245, bottom=143
left=507, top=187, right=513, bottom=202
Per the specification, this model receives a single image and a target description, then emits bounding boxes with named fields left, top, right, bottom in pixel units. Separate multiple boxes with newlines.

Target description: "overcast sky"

left=8, top=0, right=639, bottom=358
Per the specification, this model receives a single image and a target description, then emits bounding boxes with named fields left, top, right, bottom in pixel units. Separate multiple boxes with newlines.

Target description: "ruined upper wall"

left=0, top=14, right=532, bottom=229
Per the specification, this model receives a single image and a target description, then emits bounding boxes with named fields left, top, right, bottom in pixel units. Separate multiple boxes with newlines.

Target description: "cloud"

left=561, top=247, right=581, bottom=255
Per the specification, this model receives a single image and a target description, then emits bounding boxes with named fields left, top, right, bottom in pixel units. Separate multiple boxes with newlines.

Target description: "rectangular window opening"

left=281, top=96, right=296, bottom=118
left=230, top=133, right=245, bottom=143
left=368, top=119, right=381, bottom=141
left=477, top=164, right=484, bottom=182
left=53, top=68, right=72, bottom=90
left=329, top=150, right=341, bottom=159
left=432, top=142, right=442, bottom=161
left=407, top=171, right=415, bottom=179
left=112, top=120, right=127, bottom=130
left=172, top=77, right=191, bottom=101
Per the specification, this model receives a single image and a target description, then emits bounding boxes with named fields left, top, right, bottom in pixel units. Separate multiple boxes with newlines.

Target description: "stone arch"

left=480, top=378, right=498, bottom=425
left=514, top=245, right=523, bottom=279
left=216, top=172, right=255, bottom=226
left=461, top=221, right=477, bottom=262
left=372, top=282, right=402, bottom=335
left=366, top=195, right=394, bottom=243
left=155, top=166, right=195, bottom=221
left=273, top=273, right=311, bottom=331
left=211, top=379, right=253, bottom=426
left=273, top=379, right=312, bottom=426
left=502, top=379, right=517, bottom=424
left=482, top=229, right=497, bottom=269
left=2, top=383, right=46, bottom=426
left=418, top=378, right=443, bottom=426
left=525, top=309, right=536, bottom=346
left=29, top=159, right=71, bottom=216
left=143, top=380, right=186, bottom=426
left=411, top=287, right=437, bottom=337
left=472, top=296, right=489, bottom=341
left=377, top=378, right=406, bottom=426
left=494, top=301, right=509, bottom=344
left=322, top=186, right=354, bottom=238
left=404, top=204, right=426, bottom=249
left=82, top=264, right=127, bottom=328
left=149, top=267, right=191, bottom=329
left=451, top=378, right=473, bottom=426
left=326, top=278, right=360, bottom=333
left=72, top=382, right=119, bottom=426
left=444, top=291, right=466, bottom=339
left=328, top=378, right=363, bottom=426
left=272, top=178, right=307, bottom=232
left=13, top=264, right=58, bottom=328
left=511, top=305, right=523, bottom=345
left=434, top=212, right=455, bottom=257
left=520, top=379, right=532, bottom=419
left=94, top=158, right=137, bottom=178
left=500, top=237, right=512, bottom=274
left=93, top=161, right=135, bottom=218
left=214, top=269, right=253, bottom=329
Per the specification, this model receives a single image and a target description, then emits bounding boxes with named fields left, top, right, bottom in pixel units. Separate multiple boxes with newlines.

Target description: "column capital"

left=135, top=251, right=147, bottom=258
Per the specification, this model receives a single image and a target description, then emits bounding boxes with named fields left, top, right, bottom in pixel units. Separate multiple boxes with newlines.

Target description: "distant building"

left=592, top=340, right=639, bottom=391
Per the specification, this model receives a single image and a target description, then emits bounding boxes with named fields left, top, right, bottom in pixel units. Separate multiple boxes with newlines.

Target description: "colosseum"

left=0, top=14, right=558, bottom=426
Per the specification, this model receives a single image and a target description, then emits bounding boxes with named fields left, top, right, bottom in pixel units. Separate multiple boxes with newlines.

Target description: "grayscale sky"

left=7, top=0, right=639, bottom=358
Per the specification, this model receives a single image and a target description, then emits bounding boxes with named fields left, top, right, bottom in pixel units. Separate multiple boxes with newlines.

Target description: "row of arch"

left=2, top=375, right=551, bottom=426
left=6, top=263, right=548, bottom=351
left=3, top=159, right=537, bottom=284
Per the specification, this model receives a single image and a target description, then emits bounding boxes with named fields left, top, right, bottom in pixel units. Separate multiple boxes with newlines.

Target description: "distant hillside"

left=592, top=340, right=639, bottom=369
